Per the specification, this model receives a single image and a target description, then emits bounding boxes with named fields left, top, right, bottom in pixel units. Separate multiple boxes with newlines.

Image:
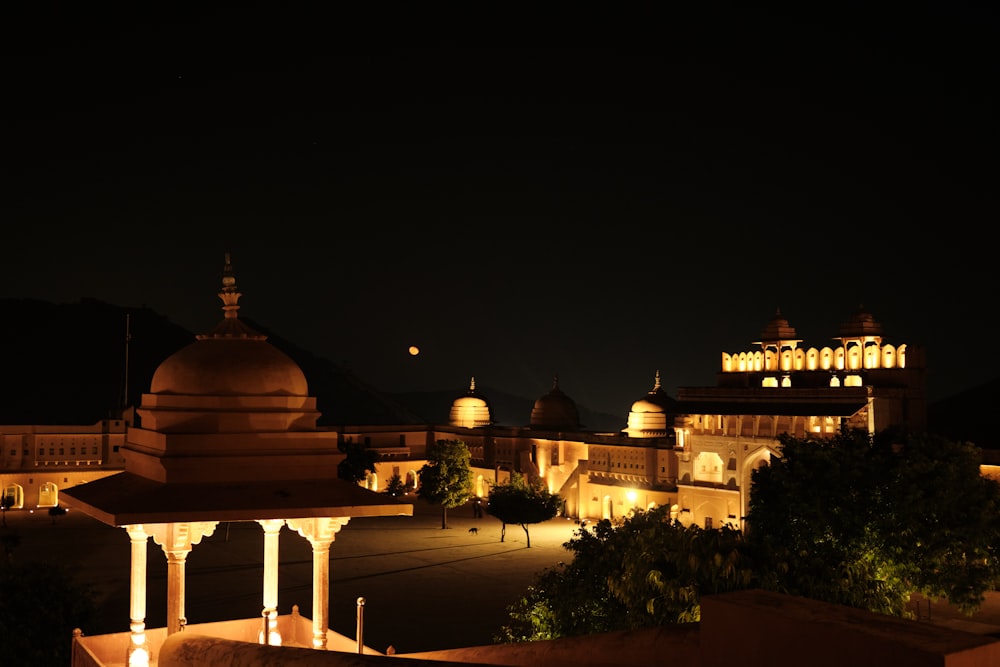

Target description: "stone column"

left=286, top=517, right=349, bottom=650
left=149, top=522, right=218, bottom=635
left=257, top=519, right=285, bottom=645
left=124, top=525, right=150, bottom=666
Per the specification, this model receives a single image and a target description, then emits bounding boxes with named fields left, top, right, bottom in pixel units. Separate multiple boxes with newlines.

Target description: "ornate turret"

left=753, top=308, right=802, bottom=350
left=837, top=304, right=884, bottom=344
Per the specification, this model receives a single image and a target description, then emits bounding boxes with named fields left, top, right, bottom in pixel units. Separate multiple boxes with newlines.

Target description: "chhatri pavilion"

left=62, top=255, right=412, bottom=665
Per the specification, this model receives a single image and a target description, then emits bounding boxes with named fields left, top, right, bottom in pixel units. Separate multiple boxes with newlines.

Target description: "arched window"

left=38, top=482, right=58, bottom=508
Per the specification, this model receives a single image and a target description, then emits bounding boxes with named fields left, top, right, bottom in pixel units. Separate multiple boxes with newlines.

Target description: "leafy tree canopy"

left=748, top=428, right=1000, bottom=615
left=497, top=505, right=756, bottom=641
left=383, top=472, right=407, bottom=497
left=338, top=441, right=380, bottom=485
left=499, top=429, right=1000, bottom=643
left=0, top=560, right=98, bottom=665
left=486, top=472, right=561, bottom=547
left=417, top=439, right=473, bottom=528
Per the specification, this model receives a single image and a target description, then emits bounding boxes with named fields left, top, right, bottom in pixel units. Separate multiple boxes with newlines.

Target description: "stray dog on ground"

left=468, top=527, right=479, bottom=535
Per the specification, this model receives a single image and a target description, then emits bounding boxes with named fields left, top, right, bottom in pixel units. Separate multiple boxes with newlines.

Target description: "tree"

left=497, top=505, right=756, bottom=641
left=338, top=441, right=380, bottom=485
left=486, top=472, right=561, bottom=548
left=499, top=428, right=1000, bottom=643
left=0, top=561, right=98, bottom=665
left=0, top=492, right=13, bottom=529
left=383, top=472, right=407, bottom=498
left=748, top=429, right=1000, bottom=616
left=417, top=439, right=473, bottom=529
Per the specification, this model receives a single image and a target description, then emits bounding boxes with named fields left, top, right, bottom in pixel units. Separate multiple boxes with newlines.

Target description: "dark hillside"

left=0, top=298, right=192, bottom=424
left=0, top=298, right=438, bottom=427
left=927, top=377, right=998, bottom=450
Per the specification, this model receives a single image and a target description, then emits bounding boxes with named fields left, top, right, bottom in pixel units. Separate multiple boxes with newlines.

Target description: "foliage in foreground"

left=497, top=429, right=1000, bottom=642
left=417, top=439, right=473, bottom=528
left=0, top=559, right=98, bottom=665
left=749, top=429, right=1000, bottom=616
left=486, top=472, right=562, bottom=548
left=497, top=506, right=756, bottom=641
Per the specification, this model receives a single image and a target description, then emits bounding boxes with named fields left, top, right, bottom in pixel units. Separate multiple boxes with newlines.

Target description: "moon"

left=408, top=345, right=420, bottom=356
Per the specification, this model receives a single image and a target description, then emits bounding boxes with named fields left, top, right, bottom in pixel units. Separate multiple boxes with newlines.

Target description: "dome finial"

left=469, top=376, right=476, bottom=392
left=219, top=252, right=242, bottom=320
left=654, top=370, right=661, bottom=390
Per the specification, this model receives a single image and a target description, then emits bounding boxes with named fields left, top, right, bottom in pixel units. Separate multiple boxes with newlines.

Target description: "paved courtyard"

left=5, top=496, right=582, bottom=654
left=6, top=497, right=1000, bottom=655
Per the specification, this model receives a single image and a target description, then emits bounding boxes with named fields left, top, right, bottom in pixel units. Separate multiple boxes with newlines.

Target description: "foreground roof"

left=61, top=472, right=412, bottom=526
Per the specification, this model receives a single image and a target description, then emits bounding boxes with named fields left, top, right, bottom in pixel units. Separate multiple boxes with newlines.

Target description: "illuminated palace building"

left=0, top=258, right=934, bottom=665
left=351, top=305, right=925, bottom=529
left=0, top=307, right=925, bottom=535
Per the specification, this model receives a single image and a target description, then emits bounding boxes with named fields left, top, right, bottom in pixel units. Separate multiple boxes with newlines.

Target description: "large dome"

left=151, top=333, right=308, bottom=397
left=136, top=255, right=319, bottom=434
left=530, top=376, right=580, bottom=430
left=150, top=258, right=307, bottom=397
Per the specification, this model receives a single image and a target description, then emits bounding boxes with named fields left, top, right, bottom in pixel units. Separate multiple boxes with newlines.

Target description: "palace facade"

left=1, top=305, right=926, bottom=535
left=0, top=257, right=946, bottom=666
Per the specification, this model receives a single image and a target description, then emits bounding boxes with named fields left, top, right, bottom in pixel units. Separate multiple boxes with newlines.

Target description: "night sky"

left=3, top=5, right=996, bottom=418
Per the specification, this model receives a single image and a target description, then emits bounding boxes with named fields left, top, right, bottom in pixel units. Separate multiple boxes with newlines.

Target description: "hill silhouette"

left=0, top=298, right=623, bottom=430
left=3, top=297, right=978, bottom=440
left=927, top=377, right=998, bottom=450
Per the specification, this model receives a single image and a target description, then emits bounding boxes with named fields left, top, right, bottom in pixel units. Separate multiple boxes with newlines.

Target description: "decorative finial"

left=219, top=252, right=242, bottom=320
left=552, top=374, right=559, bottom=389
left=654, top=370, right=661, bottom=390
left=469, top=376, right=476, bottom=392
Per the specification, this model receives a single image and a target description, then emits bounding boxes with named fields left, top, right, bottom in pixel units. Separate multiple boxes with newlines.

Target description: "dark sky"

left=2, top=5, right=996, bottom=417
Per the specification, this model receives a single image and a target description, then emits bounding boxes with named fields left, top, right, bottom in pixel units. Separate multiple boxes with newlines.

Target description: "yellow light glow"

left=408, top=345, right=420, bottom=356
left=127, top=646, right=150, bottom=667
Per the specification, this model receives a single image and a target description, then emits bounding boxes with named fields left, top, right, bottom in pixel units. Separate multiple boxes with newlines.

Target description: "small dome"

left=449, top=377, right=493, bottom=428
left=530, top=376, right=580, bottom=430
left=625, top=371, right=676, bottom=438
